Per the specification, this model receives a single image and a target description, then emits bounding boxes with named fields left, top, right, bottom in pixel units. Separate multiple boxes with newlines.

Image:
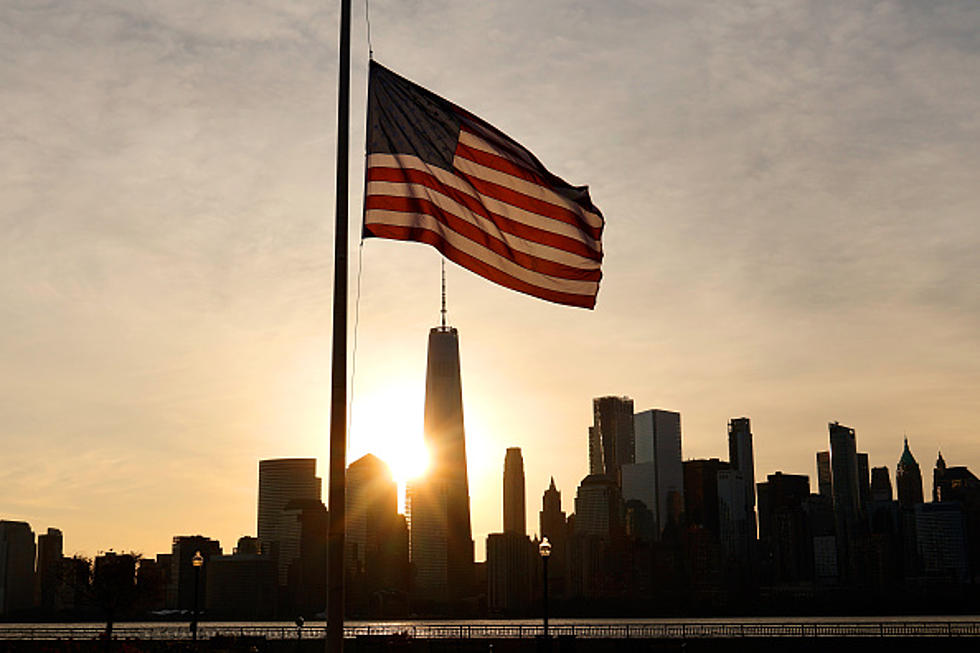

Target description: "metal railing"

left=2, top=621, right=979, bottom=641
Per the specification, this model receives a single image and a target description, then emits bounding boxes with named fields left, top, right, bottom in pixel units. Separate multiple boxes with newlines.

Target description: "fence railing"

left=2, top=621, right=979, bottom=641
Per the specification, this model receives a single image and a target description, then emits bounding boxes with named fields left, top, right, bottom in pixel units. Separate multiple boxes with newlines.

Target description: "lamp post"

left=539, top=537, right=552, bottom=640
left=191, top=550, right=204, bottom=643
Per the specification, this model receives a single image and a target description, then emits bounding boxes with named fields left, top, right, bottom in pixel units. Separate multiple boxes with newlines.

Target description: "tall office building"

left=857, top=452, right=871, bottom=508
left=0, top=521, right=36, bottom=616
left=573, top=474, right=622, bottom=538
left=407, top=479, right=448, bottom=601
left=486, top=532, right=532, bottom=613
left=896, top=439, right=924, bottom=508
left=408, top=321, right=474, bottom=601
left=829, top=421, right=864, bottom=582
left=816, top=451, right=832, bottom=497
left=590, top=396, right=635, bottom=481
left=503, top=448, right=526, bottom=536
left=727, top=417, right=758, bottom=549
left=36, top=527, right=63, bottom=613
left=829, top=423, right=862, bottom=519
left=871, top=467, right=893, bottom=502
left=346, top=454, right=398, bottom=575
left=257, top=458, right=322, bottom=557
left=278, top=498, right=328, bottom=615
left=757, top=473, right=811, bottom=583
left=539, top=478, right=567, bottom=596
left=346, top=454, right=407, bottom=611
left=632, top=408, right=684, bottom=537
left=168, top=535, right=222, bottom=610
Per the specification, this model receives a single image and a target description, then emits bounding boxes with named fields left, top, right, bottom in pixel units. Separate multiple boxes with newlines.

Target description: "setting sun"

left=349, top=381, right=430, bottom=491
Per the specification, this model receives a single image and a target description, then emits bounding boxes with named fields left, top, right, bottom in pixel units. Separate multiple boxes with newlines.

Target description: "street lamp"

left=539, top=537, right=552, bottom=639
left=191, top=551, right=204, bottom=643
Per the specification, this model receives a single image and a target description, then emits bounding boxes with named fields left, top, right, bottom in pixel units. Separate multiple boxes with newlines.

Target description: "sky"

left=2, top=0, right=978, bottom=561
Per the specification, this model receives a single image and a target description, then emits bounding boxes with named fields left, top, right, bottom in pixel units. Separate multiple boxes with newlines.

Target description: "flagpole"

left=327, top=0, right=351, bottom=650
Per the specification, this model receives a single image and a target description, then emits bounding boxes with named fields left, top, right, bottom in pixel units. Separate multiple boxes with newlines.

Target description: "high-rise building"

left=857, top=452, right=871, bottom=508
left=540, top=478, right=566, bottom=543
left=407, top=478, right=448, bottom=601
left=816, top=451, right=832, bottom=497
left=346, top=454, right=398, bottom=575
left=257, top=458, right=322, bottom=561
left=278, top=498, right=328, bottom=616
left=36, top=527, right=63, bottom=614
left=727, top=418, right=756, bottom=518
left=829, top=421, right=865, bottom=583
left=205, top=551, right=276, bottom=619
left=632, top=408, right=684, bottom=537
left=486, top=532, right=532, bottom=613
left=871, top=467, right=893, bottom=502
left=573, top=474, right=622, bottom=538
left=539, top=478, right=567, bottom=597
left=0, top=521, right=36, bottom=616
left=914, top=503, right=969, bottom=583
left=757, top=473, right=810, bottom=583
left=683, top=458, right=728, bottom=536
left=168, top=535, right=222, bottom=610
left=727, top=417, right=758, bottom=562
left=503, top=448, right=526, bottom=536
left=590, top=396, right=635, bottom=481
left=896, top=438, right=924, bottom=508
left=346, top=454, right=407, bottom=613
left=410, top=321, right=475, bottom=602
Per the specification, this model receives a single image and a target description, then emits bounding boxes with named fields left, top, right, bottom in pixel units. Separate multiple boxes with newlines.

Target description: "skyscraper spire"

left=441, top=258, right=447, bottom=328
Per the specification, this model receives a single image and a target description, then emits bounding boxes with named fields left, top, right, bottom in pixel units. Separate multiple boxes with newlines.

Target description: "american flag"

left=362, top=61, right=604, bottom=309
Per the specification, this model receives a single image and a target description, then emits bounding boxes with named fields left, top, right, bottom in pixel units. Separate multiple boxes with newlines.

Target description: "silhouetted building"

left=36, top=527, right=63, bottom=614
left=279, top=498, right=327, bottom=616
left=857, top=452, right=871, bottom=509
left=573, top=474, right=623, bottom=538
left=684, top=459, right=728, bottom=536
left=416, top=322, right=474, bottom=601
left=406, top=479, right=448, bottom=602
left=590, top=396, right=635, bottom=481
left=539, top=477, right=567, bottom=598
left=717, top=467, right=749, bottom=569
left=914, top=503, right=969, bottom=583
left=235, top=536, right=260, bottom=556
left=257, top=458, right=322, bottom=581
left=683, top=459, right=728, bottom=591
left=0, top=521, right=36, bottom=616
left=486, top=532, right=532, bottom=614
left=168, top=535, right=221, bottom=611
left=346, top=454, right=408, bottom=615
left=503, top=448, right=526, bottom=535
left=205, top=552, right=276, bottom=619
left=829, top=421, right=864, bottom=582
left=136, top=555, right=169, bottom=611
left=803, top=494, right=838, bottom=584
left=896, top=439, right=924, bottom=508
left=728, top=417, right=757, bottom=540
left=816, top=451, right=832, bottom=498
left=632, top=408, right=684, bottom=537
left=871, top=467, right=893, bottom=502
left=932, top=454, right=980, bottom=581
left=757, top=473, right=810, bottom=583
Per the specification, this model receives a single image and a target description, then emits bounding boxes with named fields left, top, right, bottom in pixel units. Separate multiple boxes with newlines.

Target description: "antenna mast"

left=441, top=258, right=447, bottom=328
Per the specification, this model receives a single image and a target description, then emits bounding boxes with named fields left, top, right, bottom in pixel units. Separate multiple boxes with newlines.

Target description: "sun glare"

left=349, top=383, right=430, bottom=488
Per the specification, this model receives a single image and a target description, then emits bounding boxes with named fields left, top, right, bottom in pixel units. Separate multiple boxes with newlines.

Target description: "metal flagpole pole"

left=326, top=0, right=351, bottom=651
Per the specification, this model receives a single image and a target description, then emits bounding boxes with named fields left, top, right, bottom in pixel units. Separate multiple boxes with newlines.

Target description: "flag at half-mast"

left=362, top=61, right=604, bottom=309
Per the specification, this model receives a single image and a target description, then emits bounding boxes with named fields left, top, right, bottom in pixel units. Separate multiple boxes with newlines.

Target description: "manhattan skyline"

left=2, top=0, right=979, bottom=562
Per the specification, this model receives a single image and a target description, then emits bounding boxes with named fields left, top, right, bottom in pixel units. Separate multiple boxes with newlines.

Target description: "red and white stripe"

left=364, top=125, right=603, bottom=308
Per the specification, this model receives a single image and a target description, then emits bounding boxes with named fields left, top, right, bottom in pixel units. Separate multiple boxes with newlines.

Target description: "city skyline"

left=3, top=0, right=979, bottom=562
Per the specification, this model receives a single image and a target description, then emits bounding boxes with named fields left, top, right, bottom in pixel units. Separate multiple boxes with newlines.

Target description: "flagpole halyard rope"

left=364, top=0, right=373, bottom=59
left=347, top=238, right=365, bottom=452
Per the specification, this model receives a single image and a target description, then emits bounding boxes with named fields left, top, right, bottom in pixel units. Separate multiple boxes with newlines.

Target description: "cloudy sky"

left=2, top=0, right=978, bottom=560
